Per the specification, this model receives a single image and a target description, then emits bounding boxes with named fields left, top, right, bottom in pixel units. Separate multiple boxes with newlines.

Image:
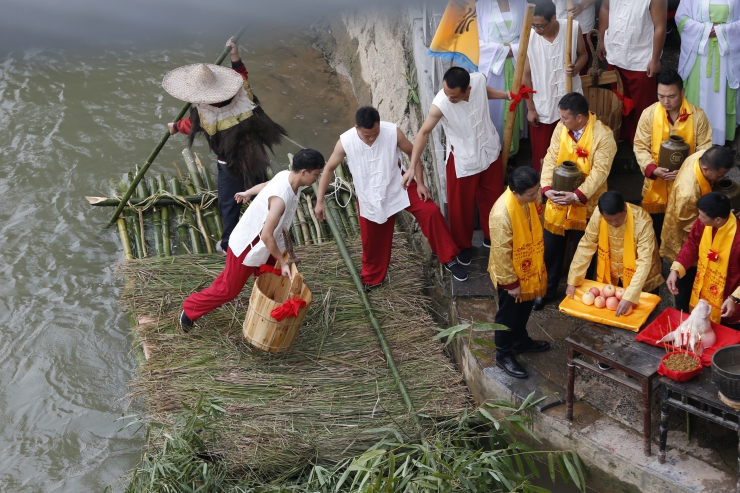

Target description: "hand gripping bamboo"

left=501, top=3, right=535, bottom=174
left=106, top=23, right=248, bottom=227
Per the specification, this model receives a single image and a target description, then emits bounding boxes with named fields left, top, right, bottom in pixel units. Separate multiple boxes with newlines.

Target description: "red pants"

left=612, top=65, right=657, bottom=144
left=182, top=243, right=274, bottom=321
left=446, top=152, right=504, bottom=251
left=528, top=121, right=559, bottom=174
left=359, top=180, right=459, bottom=285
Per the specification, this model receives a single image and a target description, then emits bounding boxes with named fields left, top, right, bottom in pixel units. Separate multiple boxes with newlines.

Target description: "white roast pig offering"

left=656, top=300, right=716, bottom=354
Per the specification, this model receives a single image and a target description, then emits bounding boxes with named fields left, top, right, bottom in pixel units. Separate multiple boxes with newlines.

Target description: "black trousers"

left=675, top=265, right=698, bottom=313
left=650, top=213, right=665, bottom=247
left=217, top=162, right=244, bottom=251
left=494, top=288, right=534, bottom=358
left=543, top=228, right=586, bottom=300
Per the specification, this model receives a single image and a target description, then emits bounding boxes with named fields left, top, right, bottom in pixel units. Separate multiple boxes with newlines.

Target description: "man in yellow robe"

left=633, top=69, right=712, bottom=241
left=566, top=191, right=664, bottom=316
left=660, top=146, right=735, bottom=311
left=534, top=92, right=616, bottom=310
left=489, top=166, right=550, bottom=379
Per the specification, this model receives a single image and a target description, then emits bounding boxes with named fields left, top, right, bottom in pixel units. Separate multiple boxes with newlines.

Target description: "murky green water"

left=0, top=21, right=356, bottom=491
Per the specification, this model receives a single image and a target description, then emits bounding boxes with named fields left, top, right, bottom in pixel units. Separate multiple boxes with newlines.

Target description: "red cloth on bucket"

left=257, top=265, right=282, bottom=276
left=270, top=298, right=307, bottom=322
left=635, top=308, right=740, bottom=367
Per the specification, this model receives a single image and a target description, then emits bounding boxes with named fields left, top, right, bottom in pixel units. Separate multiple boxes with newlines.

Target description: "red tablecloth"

left=635, top=308, right=740, bottom=367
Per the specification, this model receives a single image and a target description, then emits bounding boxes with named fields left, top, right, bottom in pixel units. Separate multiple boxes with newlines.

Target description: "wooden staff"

left=565, top=13, right=574, bottom=93
left=501, top=3, right=536, bottom=173
left=106, top=23, right=248, bottom=228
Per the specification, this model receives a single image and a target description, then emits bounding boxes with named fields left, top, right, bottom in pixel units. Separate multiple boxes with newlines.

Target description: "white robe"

left=677, top=0, right=740, bottom=144
left=476, top=0, right=528, bottom=142
left=554, top=0, right=595, bottom=33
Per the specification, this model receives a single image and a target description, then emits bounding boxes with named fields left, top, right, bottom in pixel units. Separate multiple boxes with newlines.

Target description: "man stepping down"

left=180, top=149, right=324, bottom=328
left=411, top=67, right=510, bottom=266
left=534, top=92, right=616, bottom=311
left=489, top=166, right=551, bottom=379
left=316, top=107, right=467, bottom=291
left=633, top=69, right=713, bottom=241
left=660, top=146, right=736, bottom=312
left=667, top=192, right=740, bottom=329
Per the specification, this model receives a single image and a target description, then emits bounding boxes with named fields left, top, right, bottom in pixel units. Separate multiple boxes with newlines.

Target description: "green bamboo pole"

left=121, top=173, right=143, bottom=258
left=106, top=24, right=249, bottom=227
left=170, top=178, right=192, bottom=255
left=186, top=181, right=214, bottom=253
left=197, top=155, right=224, bottom=239
left=311, top=183, right=423, bottom=439
left=147, top=177, right=164, bottom=257
left=135, top=177, right=150, bottom=258
left=157, top=174, right=172, bottom=257
left=182, top=148, right=206, bottom=192
left=88, top=195, right=215, bottom=207
left=301, top=200, right=318, bottom=244
left=294, top=205, right=312, bottom=245
left=290, top=218, right=305, bottom=246
left=117, top=218, right=134, bottom=260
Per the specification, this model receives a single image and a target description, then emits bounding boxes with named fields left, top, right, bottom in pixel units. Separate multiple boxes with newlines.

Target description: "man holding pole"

left=409, top=67, right=509, bottom=266
left=598, top=0, right=668, bottom=144
left=522, top=0, right=588, bottom=172
left=163, top=39, right=288, bottom=254
left=315, top=107, right=467, bottom=290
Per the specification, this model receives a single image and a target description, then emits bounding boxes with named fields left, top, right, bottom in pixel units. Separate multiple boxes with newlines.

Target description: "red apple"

left=594, top=296, right=606, bottom=309
left=601, top=284, right=616, bottom=298
left=589, top=287, right=601, bottom=297
left=606, top=296, right=619, bottom=311
left=615, top=287, right=625, bottom=301
left=582, top=292, right=595, bottom=306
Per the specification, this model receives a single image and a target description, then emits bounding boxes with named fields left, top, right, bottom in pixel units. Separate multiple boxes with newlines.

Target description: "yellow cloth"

left=691, top=214, right=737, bottom=323
left=597, top=206, right=636, bottom=289
left=197, top=82, right=257, bottom=136
left=489, top=190, right=547, bottom=301
left=428, top=0, right=480, bottom=71
left=634, top=102, right=713, bottom=213
left=568, top=204, right=663, bottom=304
left=541, top=117, right=617, bottom=235
left=660, top=150, right=711, bottom=262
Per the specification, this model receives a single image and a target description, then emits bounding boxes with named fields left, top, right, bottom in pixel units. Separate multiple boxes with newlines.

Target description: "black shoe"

left=516, top=339, right=551, bottom=354
left=597, top=362, right=613, bottom=371
left=496, top=355, right=528, bottom=379
left=444, top=261, right=468, bottom=281
left=456, top=248, right=473, bottom=266
left=180, top=310, right=194, bottom=330
left=482, top=237, right=491, bottom=248
left=364, top=282, right=382, bottom=293
left=532, top=297, right=549, bottom=311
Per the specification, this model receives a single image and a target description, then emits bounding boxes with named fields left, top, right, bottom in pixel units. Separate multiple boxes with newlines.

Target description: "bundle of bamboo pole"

left=89, top=152, right=362, bottom=259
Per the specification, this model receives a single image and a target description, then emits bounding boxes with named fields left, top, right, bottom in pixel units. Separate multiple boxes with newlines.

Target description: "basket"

left=711, top=345, right=740, bottom=401
left=583, top=69, right=623, bottom=142
left=657, top=350, right=702, bottom=382
left=243, top=260, right=312, bottom=353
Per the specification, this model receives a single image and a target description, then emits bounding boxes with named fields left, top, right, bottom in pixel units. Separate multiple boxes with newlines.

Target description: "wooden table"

left=658, top=370, right=740, bottom=491
left=565, top=324, right=665, bottom=456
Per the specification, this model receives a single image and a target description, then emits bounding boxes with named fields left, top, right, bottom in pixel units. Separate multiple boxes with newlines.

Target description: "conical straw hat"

left=162, top=63, right=243, bottom=104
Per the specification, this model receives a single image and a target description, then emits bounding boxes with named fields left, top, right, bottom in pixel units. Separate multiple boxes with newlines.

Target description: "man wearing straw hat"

left=163, top=39, right=288, bottom=255
left=315, top=106, right=467, bottom=292
left=180, top=148, right=324, bottom=329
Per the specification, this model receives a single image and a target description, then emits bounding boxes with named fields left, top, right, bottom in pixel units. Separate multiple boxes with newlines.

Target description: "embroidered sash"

left=504, top=188, right=547, bottom=301
left=691, top=214, right=737, bottom=323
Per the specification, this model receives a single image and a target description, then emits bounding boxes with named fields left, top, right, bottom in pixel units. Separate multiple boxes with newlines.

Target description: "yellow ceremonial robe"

left=488, top=193, right=546, bottom=298
left=634, top=101, right=713, bottom=211
left=541, top=120, right=617, bottom=222
left=659, top=150, right=711, bottom=263
left=567, top=204, right=664, bottom=304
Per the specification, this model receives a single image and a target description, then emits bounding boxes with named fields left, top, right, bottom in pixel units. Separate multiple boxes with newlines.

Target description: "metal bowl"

left=711, top=345, right=740, bottom=401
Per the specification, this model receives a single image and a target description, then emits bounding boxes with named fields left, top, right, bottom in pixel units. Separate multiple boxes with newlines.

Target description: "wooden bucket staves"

left=243, top=260, right=312, bottom=353
left=581, top=29, right=624, bottom=141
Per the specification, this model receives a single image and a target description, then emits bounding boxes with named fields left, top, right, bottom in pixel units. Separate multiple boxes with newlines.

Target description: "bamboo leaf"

left=548, top=453, right=556, bottom=483
left=472, top=338, right=498, bottom=348
left=563, top=454, right=582, bottom=490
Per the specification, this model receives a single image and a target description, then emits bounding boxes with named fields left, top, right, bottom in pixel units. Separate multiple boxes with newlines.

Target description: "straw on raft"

left=120, top=233, right=470, bottom=481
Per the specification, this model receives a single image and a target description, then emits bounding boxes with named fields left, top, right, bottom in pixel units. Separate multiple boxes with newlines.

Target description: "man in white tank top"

left=179, top=149, right=325, bottom=329
left=598, top=0, right=667, bottom=143
left=315, top=107, right=467, bottom=291
left=410, top=67, right=509, bottom=267
left=522, top=0, right=588, bottom=172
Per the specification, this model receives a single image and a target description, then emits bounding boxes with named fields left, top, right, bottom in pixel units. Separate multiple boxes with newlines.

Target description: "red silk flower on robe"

left=678, top=109, right=692, bottom=123
left=575, top=147, right=589, bottom=158
left=707, top=249, right=720, bottom=262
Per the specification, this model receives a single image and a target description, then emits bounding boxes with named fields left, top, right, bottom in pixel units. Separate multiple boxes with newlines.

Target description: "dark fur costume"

left=187, top=94, right=288, bottom=189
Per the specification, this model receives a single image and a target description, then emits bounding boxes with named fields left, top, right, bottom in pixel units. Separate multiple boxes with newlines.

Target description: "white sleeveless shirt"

left=554, top=0, right=595, bottom=33
left=527, top=19, right=584, bottom=124
left=229, top=170, right=300, bottom=267
left=604, top=0, right=655, bottom=71
left=432, top=72, right=501, bottom=178
left=340, top=122, right=409, bottom=224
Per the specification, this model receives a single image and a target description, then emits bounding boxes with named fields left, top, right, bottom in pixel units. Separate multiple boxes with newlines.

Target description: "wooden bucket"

left=243, top=262, right=312, bottom=353
left=581, top=69, right=624, bottom=142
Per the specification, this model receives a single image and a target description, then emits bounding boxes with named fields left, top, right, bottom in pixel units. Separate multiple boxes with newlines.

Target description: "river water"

left=0, top=10, right=357, bottom=491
